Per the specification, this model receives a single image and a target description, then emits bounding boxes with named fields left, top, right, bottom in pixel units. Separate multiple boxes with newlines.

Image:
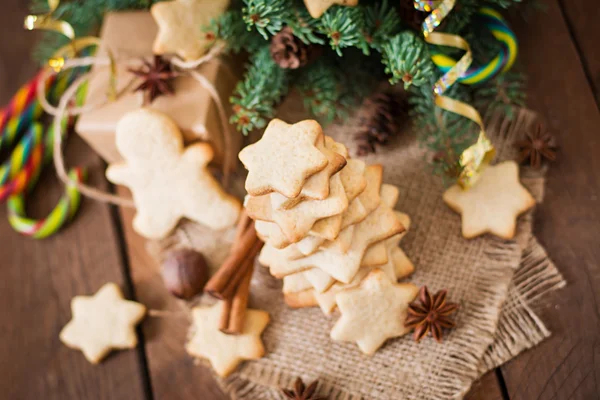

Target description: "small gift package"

left=75, top=11, right=242, bottom=168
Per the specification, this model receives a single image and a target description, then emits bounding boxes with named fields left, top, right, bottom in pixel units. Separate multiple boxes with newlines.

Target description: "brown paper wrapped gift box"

left=76, top=11, right=242, bottom=168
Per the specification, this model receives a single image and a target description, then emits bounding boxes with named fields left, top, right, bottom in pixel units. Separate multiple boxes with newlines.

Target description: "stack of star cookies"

left=240, top=119, right=419, bottom=353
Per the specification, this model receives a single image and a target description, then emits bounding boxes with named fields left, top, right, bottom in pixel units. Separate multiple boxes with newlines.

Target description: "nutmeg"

left=161, top=249, right=209, bottom=299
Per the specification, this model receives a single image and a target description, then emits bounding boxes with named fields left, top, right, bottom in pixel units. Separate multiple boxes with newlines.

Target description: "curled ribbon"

left=24, top=0, right=101, bottom=71
left=415, top=0, right=495, bottom=188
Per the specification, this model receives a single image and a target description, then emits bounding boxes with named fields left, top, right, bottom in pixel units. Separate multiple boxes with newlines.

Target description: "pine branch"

left=230, top=45, right=289, bottom=134
left=208, top=9, right=265, bottom=53
left=318, top=6, right=368, bottom=56
left=285, top=6, right=325, bottom=45
left=30, top=0, right=157, bottom=63
left=409, top=78, right=479, bottom=180
left=382, top=31, right=434, bottom=88
left=296, top=59, right=342, bottom=123
left=363, top=0, right=401, bottom=51
left=242, top=0, right=292, bottom=39
left=473, top=71, right=526, bottom=119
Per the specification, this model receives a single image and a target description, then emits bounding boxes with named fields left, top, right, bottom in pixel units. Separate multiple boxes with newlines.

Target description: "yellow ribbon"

left=24, top=0, right=116, bottom=98
left=24, top=0, right=101, bottom=69
left=415, top=0, right=495, bottom=188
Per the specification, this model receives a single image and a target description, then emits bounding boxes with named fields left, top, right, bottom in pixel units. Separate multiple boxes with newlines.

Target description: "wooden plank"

left=500, top=3, right=600, bottom=400
left=0, top=138, right=150, bottom=399
left=558, top=0, right=600, bottom=102
left=117, top=188, right=228, bottom=400
left=465, top=371, right=506, bottom=400
left=0, top=2, right=149, bottom=398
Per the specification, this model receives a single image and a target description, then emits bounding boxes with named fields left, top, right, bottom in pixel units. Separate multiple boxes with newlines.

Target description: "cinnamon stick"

left=218, top=299, right=232, bottom=332
left=233, top=210, right=250, bottom=246
left=221, top=262, right=254, bottom=334
left=205, top=222, right=258, bottom=298
left=220, top=240, right=263, bottom=300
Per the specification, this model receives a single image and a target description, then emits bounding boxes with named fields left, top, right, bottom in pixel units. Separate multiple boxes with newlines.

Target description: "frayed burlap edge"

left=479, top=236, right=566, bottom=374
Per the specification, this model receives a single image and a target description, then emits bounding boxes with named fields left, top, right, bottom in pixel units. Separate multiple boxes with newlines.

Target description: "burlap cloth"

left=151, top=101, right=565, bottom=399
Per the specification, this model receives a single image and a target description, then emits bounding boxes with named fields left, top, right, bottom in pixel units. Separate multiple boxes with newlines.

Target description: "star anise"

left=405, top=286, right=459, bottom=343
left=282, top=377, right=327, bottom=400
left=128, top=55, right=177, bottom=104
left=514, top=122, right=557, bottom=169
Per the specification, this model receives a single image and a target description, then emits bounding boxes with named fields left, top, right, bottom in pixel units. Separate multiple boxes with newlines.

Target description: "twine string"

left=40, top=47, right=234, bottom=208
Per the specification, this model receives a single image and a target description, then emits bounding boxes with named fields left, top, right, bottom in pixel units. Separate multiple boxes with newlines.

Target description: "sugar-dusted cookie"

left=331, top=270, right=418, bottom=354
left=239, top=119, right=328, bottom=198
left=186, top=302, right=269, bottom=377
left=303, top=0, right=359, bottom=18
left=246, top=174, right=348, bottom=243
left=152, top=0, right=230, bottom=61
left=106, top=109, right=241, bottom=239
left=271, top=136, right=347, bottom=209
left=443, top=161, right=535, bottom=239
left=59, top=283, right=146, bottom=364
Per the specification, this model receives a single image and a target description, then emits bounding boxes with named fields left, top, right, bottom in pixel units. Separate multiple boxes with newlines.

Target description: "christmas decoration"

left=405, top=286, right=459, bottom=343
left=514, top=122, right=557, bottom=169
left=28, top=0, right=529, bottom=184
left=282, top=377, right=326, bottom=400
left=354, top=90, right=407, bottom=156
left=74, top=11, right=243, bottom=168
left=0, top=62, right=88, bottom=238
left=270, top=27, right=313, bottom=69
left=128, top=55, right=177, bottom=104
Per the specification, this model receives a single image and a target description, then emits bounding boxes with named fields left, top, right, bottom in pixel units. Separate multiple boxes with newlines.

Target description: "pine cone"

left=398, top=0, right=428, bottom=31
left=354, top=91, right=408, bottom=156
left=270, top=27, right=310, bottom=69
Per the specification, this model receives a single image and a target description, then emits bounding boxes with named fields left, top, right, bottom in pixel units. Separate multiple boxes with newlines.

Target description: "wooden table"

left=1, top=1, right=598, bottom=399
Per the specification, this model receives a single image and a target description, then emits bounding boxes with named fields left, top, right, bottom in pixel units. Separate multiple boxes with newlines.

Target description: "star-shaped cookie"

left=271, top=135, right=347, bottom=209
left=151, top=0, right=230, bottom=61
left=186, top=302, right=269, bottom=377
left=106, top=109, right=241, bottom=239
left=239, top=119, right=328, bottom=198
left=331, top=270, right=418, bottom=354
left=246, top=173, right=348, bottom=243
left=443, top=161, right=535, bottom=239
left=59, top=283, right=146, bottom=364
left=304, top=0, right=359, bottom=18
left=268, top=194, right=404, bottom=283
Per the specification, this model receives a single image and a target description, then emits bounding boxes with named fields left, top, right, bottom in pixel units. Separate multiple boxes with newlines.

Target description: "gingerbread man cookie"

left=106, top=109, right=241, bottom=239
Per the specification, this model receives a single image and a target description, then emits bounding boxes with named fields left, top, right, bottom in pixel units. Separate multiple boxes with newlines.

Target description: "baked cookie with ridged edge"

left=239, top=119, right=328, bottom=198
left=59, top=283, right=146, bottom=364
left=331, top=270, right=418, bottom=354
left=443, top=161, right=535, bottom=239
left=152, top=0, right=230, bottom=61
left=186, top=302, right=269, bottom=377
